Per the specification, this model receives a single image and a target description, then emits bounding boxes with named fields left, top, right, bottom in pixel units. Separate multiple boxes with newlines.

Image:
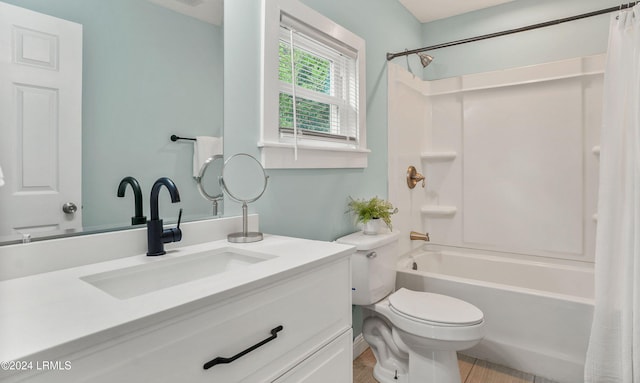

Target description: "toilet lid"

left=389, top=288, right=483, bottom=326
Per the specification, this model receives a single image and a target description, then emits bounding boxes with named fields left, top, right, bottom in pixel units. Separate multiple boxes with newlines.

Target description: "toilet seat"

left=372, top=288, right=484, bottom=342
left=389, top=288, right=483, bottom=326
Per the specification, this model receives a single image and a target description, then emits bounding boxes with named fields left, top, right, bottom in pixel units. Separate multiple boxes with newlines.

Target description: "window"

left=260, top=0, right=368, bottom=169
left=278, top=19, right=358, bottom=144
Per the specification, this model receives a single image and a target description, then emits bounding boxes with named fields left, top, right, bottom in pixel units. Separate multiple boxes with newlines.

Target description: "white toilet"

left=337, top=230, right=485, bottom=383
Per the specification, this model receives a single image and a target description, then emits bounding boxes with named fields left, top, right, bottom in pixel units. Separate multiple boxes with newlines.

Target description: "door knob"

left=62, top=202, right=78, bottom=214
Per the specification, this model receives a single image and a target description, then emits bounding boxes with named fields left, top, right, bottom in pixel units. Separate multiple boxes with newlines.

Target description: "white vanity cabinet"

left=9, top=256, right=352, bottom=383
left=273, top=330, right=353, bottom=383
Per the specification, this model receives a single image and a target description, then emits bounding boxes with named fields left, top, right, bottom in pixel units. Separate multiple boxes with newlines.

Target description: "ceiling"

left=148, top=0, right=515, bottom=29
left=399, top=0, right=515, bottom=23
left=147, top=0, right=223, bottom=26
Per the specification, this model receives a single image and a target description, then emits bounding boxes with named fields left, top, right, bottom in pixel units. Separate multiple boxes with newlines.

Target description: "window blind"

left=278, top=17, right=359, bottom=148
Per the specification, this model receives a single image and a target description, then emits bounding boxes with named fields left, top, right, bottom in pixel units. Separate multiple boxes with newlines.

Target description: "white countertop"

left=0, top=235, right=355, bottom=363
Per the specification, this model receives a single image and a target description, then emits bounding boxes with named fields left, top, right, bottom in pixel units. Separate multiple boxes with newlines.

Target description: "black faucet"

left=147, top=177, right=182, bottom=256
left=117, top=176, right=147, bottom=225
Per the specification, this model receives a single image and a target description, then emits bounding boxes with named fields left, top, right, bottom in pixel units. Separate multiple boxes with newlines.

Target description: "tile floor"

left=353, top=348, right=558, bottom=383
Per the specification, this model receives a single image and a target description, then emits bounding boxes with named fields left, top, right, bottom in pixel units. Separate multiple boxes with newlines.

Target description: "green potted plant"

left=347, top=196, right=397, bottom=235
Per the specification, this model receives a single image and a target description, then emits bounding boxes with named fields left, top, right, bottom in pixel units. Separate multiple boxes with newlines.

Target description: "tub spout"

left=410, top=231, right=430, bottom=241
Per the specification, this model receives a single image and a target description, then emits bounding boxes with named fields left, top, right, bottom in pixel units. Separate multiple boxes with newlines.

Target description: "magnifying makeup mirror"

left=219, top=153, right=268, bottom=243
left=196, top=154, right=224, bottom=216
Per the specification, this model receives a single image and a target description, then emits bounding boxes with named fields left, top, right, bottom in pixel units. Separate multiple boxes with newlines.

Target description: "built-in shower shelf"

left=421, top=205, right=457, bottom=216
left=420, top=151, right=457, bottom=161
left=592, top=146, right=600, bottom=156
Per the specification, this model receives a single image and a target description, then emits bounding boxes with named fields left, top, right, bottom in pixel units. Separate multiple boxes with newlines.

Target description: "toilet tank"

left=336, top=231, right=400, bottom=305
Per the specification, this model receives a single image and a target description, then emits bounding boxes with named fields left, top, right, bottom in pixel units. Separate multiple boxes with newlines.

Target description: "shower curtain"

left=585, top=5, right=640, bottom=382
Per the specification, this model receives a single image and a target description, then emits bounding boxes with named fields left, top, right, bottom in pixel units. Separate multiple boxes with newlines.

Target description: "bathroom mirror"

left=220, top=154, right=268, bottom=243
left=0, top=0, right=224, bottom=245
left=196, top=155, right=224, bottom=216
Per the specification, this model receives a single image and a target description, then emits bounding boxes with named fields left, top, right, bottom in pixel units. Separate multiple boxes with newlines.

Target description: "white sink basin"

left=80, top=247, right=276, bottom=299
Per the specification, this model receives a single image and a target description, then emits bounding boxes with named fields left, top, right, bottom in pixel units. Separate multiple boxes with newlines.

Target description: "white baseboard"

left=353, top=333, right=369, bottom=360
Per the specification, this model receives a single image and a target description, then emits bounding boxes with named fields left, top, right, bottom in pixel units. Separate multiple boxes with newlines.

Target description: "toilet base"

left=408, top=350, right=461, bottom=383
left=362, top=303, right=482, bottom=383
left=372, top=362, right=408, bottom=383
left=370, top=350, right=462, bottom=383
left=362, top=316, right=409, bottom=382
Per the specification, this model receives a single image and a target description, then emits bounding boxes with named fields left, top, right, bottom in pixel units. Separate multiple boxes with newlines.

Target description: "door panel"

left=0, top=2, right=82, bottom=241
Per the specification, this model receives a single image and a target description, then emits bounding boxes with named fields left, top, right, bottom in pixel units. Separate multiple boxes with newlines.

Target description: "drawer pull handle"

left=203, top=325, right=284, bottom=370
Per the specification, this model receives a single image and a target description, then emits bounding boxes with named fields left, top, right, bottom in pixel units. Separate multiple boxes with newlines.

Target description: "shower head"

left=418, top=53, right=434, bottom=67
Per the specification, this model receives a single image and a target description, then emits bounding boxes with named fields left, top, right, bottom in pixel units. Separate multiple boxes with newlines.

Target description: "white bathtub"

left=395, top=249, right=594, bottom=383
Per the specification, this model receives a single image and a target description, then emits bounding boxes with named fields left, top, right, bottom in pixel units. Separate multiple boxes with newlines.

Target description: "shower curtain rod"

left=387, top=2, right=638, bottom=61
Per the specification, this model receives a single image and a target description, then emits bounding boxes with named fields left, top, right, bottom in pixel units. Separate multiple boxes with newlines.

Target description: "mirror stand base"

left=227, top=231, right=263, bottom=243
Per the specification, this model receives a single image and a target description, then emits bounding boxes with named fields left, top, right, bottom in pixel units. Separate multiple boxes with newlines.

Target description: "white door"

left=0, top=2, right=82, bottom=241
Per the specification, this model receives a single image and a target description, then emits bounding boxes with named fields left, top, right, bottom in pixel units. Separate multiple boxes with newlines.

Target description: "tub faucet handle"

left=410, top=231, right=430, bottom=241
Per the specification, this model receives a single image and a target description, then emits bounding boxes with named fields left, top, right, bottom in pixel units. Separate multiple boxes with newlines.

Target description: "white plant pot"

left=363, top=219, right=381, bottom=235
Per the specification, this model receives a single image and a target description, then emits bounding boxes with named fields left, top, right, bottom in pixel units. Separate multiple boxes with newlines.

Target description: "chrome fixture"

left=386, top=3, right=638, bottom=64
left=403, top=49, right=433, bottom=73
left=117, top=176, right=146, bottom=225
left=196, top=155, right=224, bottom=217
left=407, top=166, right=425, bottom=189
left=147, top=177, right=182, bottom=256
left=410, top=231, right=430, bottom=242
left=220, top=153, right=268, bottom=243
left=418, top=53, right=434, bottom=67
left=62, top=202, right=78, bottom=215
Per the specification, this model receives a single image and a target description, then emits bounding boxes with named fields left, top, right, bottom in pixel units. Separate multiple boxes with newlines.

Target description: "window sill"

left=258, top=140, right=370, bottom=169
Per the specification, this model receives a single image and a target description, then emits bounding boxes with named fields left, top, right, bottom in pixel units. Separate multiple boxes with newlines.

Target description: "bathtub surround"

left=387, top=56, right=603, bottom=262
left=585, top=5, right=640, bottom=382
left=387, top=51, right=604, bottom=383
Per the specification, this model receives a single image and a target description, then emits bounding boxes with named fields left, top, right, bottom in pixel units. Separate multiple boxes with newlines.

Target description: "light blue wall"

left=421, top=0, right=619, bottom=79
left=224, top=0, right=422, bottom=242
left=2, top=0, right=223, bottom=230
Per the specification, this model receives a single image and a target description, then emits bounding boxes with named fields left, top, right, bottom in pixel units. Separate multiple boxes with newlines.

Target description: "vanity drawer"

left=26, top=257, right=350, bottom=383
left=273, top=329, right=352, bottom=383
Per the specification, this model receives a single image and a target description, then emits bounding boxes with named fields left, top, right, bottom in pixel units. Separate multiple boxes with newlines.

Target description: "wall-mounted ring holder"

left=219, top=153, right=269, bottom=243
left=407, top=166, right=425, bottom=189
left=196, top=154, right=224, bottom=216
